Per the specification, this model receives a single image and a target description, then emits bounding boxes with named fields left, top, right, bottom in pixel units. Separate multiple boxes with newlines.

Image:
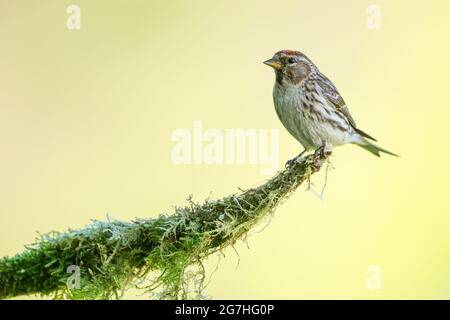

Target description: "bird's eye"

left=288, top=58, right=296, bottom=64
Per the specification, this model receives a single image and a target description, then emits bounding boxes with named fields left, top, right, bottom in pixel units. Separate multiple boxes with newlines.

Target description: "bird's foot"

left=285, top=150, right=307, bottom=168
left=314, top=145, right=332, bottom=158
left=285, top=158, right=297, bottom=168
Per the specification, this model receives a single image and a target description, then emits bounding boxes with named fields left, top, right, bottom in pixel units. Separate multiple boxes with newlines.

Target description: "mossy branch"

left=0, top=151, right=328, bottom=300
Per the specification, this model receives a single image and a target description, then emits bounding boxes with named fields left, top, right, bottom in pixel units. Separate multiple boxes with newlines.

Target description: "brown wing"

left=318, top=72, right=377, bottom=141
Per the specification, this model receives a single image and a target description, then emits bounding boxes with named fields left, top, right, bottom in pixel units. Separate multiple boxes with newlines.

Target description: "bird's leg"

left=315, top=142, right=332, bottom=158
left=285, top=149, right=307, bottom=168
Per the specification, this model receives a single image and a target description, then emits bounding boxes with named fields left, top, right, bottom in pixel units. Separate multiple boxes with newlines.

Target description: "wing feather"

left=318, top=72, right=377, bottom=141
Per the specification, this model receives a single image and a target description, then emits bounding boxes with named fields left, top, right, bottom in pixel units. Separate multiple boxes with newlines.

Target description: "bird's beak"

left=263, top=58, right=282, bottom=70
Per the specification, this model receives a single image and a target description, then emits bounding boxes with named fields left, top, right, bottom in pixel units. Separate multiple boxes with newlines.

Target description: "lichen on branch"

left=0, top=150, right=328, bottom=300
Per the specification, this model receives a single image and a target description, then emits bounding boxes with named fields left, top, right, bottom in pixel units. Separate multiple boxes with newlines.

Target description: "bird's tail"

left=356, top=140, right=398, bottom=157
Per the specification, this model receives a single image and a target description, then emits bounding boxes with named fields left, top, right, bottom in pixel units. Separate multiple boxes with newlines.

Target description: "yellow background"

left=1, top=0, right=449, bottom=299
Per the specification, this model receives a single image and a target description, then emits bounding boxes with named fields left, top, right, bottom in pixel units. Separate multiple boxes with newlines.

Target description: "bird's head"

left=264, top=50, right=315, bottom=86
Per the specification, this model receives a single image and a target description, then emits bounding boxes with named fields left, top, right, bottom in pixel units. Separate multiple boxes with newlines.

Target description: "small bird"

left=264, top=50, right=397, bottom=162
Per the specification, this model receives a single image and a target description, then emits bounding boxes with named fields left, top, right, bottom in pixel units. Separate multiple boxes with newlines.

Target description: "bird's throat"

left=275, top=70, right=284, bottom=85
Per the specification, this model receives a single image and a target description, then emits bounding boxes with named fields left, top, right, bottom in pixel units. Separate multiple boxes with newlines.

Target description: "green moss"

left=0, top=151, right=327, bottom=300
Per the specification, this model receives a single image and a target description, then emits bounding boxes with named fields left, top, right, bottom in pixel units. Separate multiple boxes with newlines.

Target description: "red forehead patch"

left=277, top=50, right=303, bottom=56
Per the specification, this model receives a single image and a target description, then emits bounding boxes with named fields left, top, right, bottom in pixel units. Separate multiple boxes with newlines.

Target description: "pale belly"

left=273, top=87, right=354, bottom=150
